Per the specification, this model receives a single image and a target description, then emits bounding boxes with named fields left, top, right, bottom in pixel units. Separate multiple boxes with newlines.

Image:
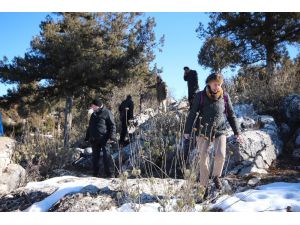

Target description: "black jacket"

left=86, top=107, right=116, bottom=142
left=147, top=81, right=168, bottom=102
left=184, top=70, right=199, bottom=98
left=119, top=98, right=134, bottom=121
left=184, top=87, right=240, bottom=141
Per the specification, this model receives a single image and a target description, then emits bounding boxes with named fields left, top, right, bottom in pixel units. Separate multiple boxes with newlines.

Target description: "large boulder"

left=0, top=137, right=26, bottom=194
left=0, top=137, right=15, bottom=170
left=0, top=163, right=26, bottom=194
left=226, top=114, right=283, bottom=176
left=280, top=94, right=300, bottom=125
left=232, top=104, right=258, bottom=130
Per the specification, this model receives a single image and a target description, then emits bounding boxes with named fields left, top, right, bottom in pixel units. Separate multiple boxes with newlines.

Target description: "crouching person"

left=183, top=73, right=242, bottom=196
left=85, top=98, right=117, bottom=178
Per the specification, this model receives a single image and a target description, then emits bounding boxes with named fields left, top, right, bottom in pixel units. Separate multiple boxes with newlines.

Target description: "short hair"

left=183, top=66, right=189, bottom=71
left=205, top=72, right=224, bottom=84
left=126, top=95, right=132, bottom=100
left=91, top=98, right=103, bottom=107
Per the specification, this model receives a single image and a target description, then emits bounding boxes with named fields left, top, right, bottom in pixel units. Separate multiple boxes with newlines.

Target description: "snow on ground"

left=22, top=176, right=300, bottom=212
left=212, top=182, right=300, bottom=212
left=116, top=199, right=203, bottom=212
left=24, top=176, right=108, bottom=212
left=117, top=203, right=162, bottom=212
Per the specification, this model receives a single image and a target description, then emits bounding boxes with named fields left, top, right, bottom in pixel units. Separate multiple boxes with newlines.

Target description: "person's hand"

left=183, top=133, right=190, bottom=140
left=235, top=134, right=243, bottom=143
left=107, top=138, right=116, bottom=144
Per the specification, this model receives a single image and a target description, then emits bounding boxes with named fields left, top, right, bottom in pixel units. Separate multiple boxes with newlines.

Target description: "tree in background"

left=197, top=12, right=300, bottom=75
left=198, top=36, right=240, bottom=72
left=0, top=12, right=163, bottom=147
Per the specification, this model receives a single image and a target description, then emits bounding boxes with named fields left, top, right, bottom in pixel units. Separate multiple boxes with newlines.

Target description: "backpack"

left=198, top=90, right=229, bottom=117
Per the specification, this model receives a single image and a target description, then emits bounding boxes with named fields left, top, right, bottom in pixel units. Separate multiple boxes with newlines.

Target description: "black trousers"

left=91, top=139, right=114, bottom=177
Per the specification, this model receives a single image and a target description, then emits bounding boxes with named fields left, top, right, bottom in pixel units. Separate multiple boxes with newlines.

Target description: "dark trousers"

left=91, top=139, right=114, bottom=177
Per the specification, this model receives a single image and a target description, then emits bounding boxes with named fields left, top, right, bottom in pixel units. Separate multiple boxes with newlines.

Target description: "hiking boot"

left=203, top=187, right=209, bottom=200
left=195, top=187, right=209, bottom=204
left=213, top=177, right=223, bottom=190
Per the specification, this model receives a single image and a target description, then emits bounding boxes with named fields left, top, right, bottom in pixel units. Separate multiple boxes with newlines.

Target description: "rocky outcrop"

left=279, top=94, right=300, bottom=158
left=280, top=94, right=300, bottom=125
left=0, top=176, right=186, bottom=212
left=72, top=102, right=284, bottom=177
left=0, top=137, right=26, bottom=194
left=293, top=128, right=300, bottom=158
left=225, top=108, right=283, bottom=175
left=0, top=164, right=26, bottom=194
left=0, top=137, right=15, bottom=170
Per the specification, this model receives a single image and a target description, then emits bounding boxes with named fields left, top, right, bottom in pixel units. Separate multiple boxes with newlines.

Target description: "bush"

left=224, top=57, right=300, bottom=120
left=12, top=133, right=74, bottom=181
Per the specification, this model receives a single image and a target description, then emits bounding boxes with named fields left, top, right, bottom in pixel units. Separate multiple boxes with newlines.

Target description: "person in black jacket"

left=184, top=66, right=199, bottom=109
left=146, top=76, right=168, bottom=113
left=85, top=98, right=116, bottom=177
left=119, top=95, right=134, bottom=146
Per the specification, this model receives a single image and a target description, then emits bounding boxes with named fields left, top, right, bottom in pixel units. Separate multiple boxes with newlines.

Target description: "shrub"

left=224, top=57, right=300, bottom=120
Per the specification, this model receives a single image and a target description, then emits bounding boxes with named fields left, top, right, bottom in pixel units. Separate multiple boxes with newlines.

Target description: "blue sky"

left=0, top=12, right=298, bottom=99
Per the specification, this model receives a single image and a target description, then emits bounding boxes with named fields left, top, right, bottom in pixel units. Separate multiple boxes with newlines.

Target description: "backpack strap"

left=223, top=93, right=228, bottom=117
left=197, top=90, right=205, bottom=112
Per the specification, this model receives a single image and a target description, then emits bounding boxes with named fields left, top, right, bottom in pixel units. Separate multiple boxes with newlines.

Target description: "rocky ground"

left=1, top=152, right=299, bottom=212
left=0, top=94, right=299, bottom=212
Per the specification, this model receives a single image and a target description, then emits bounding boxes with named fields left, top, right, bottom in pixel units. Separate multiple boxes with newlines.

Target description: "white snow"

left=117, top=203, right=161, bottom=212
left=116, top=198, right=203, bottom=212
left=24, top=176, right=104, bottom=212
left=23, top=176, right=300, bottom=212
left=212, top=182, right=300, bottom=212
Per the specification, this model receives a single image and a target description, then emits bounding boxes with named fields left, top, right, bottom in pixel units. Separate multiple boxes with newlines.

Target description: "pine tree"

left=198, top=36, right=240, bottom=72
left=0, top=12, right=163, bottom=147
left=197, top=13, right=300, bottom=75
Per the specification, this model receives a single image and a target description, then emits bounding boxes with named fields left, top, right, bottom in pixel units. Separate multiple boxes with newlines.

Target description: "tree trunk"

left=266, top=45, right=276, bottom=76
left=63, top=95, right=73, bottom=149
left=265, top=13, right=276, bottom=76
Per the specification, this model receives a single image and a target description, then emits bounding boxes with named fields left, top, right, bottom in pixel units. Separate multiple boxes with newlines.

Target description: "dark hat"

left=205, top=72, right=224, bottom=84
left=91, top=98, right=103, bottom=107
left=183, top=66, right=190, bottom=71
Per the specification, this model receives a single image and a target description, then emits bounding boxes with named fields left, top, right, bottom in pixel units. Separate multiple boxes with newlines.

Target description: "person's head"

left=206, top=72, right=224, bottom=93
left=183, top=66, right=190, bottom=74
left=126, top=95, right=132, bottom=100
left=90, top=98, right=103, bottom=111
left=156, top=76, right=162, bottom=83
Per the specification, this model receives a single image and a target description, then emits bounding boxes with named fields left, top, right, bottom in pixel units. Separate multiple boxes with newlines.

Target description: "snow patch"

left=212, top=182, right=300, bottom=212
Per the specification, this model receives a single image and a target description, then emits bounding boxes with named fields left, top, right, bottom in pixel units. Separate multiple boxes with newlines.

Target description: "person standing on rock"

left=119, top=95, right=134, bottom=147
left=85, top=98, right=116, bottom=178
left=146, top=75, right=168, bottom=113
left=183, top=72, right=242, bottom=195
left=183, top=66, right=199, bottom=110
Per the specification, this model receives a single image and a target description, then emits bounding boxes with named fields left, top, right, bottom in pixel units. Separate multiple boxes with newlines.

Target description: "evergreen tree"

left=0, top=12, right=163, bottom=147
left=198, top=36, right=240, bottom=72
left=197, top=13, right=300, bottom=74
